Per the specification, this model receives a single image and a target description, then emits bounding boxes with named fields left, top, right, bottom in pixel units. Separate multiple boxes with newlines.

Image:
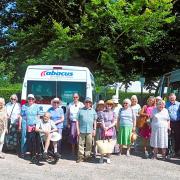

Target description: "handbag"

left=104, top=128, right=113, bottom=137
left=130, top=132, right=137, bottom=143
left=136, top=116, right=147, bottom=128
left=7, top=103, right=16, bottom=131
left=96, top=139, right=116, bottom=155
left=27, top=125, right=36, bottom=132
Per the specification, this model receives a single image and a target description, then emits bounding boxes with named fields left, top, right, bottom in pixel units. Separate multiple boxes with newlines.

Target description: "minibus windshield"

left=27, top=80, right=86, bottom=105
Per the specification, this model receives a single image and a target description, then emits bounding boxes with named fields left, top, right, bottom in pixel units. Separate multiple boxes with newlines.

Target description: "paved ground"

left=0, top=149, right=180, bottom=180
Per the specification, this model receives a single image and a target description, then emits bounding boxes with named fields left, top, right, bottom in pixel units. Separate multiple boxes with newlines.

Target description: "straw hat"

left=50, top=132, right=61, bottom=141
left=131, top=132, right=137, bottom=143
left=106, top=99, right=114, bottom=105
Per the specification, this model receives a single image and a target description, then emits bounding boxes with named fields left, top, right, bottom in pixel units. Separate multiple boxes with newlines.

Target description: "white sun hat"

left=27, top=94, right=35, bottom=99
left=50, top=132, right=61, bottom=141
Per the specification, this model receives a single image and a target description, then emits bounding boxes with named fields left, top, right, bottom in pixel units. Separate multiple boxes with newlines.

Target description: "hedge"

left=0, top=84, right=22, bottom=102
left=99, top=89, right=154, bottom=106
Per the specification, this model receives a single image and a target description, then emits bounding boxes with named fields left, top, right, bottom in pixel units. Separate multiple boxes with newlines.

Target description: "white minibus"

left=21, top=65, right=96, bottom=115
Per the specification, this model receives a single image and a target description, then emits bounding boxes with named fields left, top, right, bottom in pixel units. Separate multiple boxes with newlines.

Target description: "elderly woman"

left=139, top=96, right=156, bottom=158
left=47, top=97, right=64, bottom=156
left=0, top=98, right=7, bottom=159
left=67, top=93, right=84, bottom=154
left=131, top=95, right=141, bottom=117
left=5, top=94, right=21, bottom=152
left=155, top=96, right=162, bottom=105
left=150, top=100, right=170, bottom=159
left=131, top=95, right=141, bottom=150
left=100, top=100, right=117, bottom=164
left=112, top=95, right=122, bottom=117
left=117, top=98, right=136, bottom=156
left=96, top=100, right=105, bottom=141
left=20, top=94, right=40, bottom=157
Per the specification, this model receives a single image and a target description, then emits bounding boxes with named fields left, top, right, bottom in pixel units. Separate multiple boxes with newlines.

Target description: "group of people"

left=0, top=92, right=179, bottom=165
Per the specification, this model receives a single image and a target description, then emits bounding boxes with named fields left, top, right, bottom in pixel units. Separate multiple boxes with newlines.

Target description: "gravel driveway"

left=1, top=151, right=179, bottom=180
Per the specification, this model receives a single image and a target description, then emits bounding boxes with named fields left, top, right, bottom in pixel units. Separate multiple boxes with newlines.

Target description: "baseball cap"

left=84, top=97, right=92, bottom=103
left=27, top=94, right=35, bottom=99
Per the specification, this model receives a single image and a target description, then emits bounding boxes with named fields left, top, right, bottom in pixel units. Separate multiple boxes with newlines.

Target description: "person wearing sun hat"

left=112, top=95, right=122, bottom=117
left=20, top=93, right=40, bottom=157
left=76, top=97, right=97, bottom=163
left=99, top=99, right=117, bottom=164
left=94, top=100, right=105, bottom=157
left=47, top=97, right=64, bottom=157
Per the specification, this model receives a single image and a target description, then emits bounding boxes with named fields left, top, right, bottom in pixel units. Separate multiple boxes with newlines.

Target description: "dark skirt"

left=5, top=123, right=19, bottom=150
left=69, top=121, right=78, bottom=145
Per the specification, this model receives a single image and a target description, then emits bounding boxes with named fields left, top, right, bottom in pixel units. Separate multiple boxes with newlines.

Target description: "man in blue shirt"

left=76, top=97, right=97, bottom=163
left=166, top=93, right=180, bottom=155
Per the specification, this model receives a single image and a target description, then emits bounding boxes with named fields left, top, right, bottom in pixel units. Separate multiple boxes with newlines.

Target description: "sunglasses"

left=28, top=98, right=34, bottom=100
left=11, top=98, right=16, bottom=101
left=73, top=97, right=78, bottom=99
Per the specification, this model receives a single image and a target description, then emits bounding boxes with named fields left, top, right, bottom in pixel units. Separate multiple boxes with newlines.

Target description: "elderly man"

left=76, top=97, right=97, bottom=163
left=166, top=93, right=180, bottom=155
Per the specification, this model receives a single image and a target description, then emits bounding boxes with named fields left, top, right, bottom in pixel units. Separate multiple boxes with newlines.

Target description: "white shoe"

left=107, top=158, right=111, bottom=164
left=99, top=157, right=104, bottom=164
left=145, top=151, right=149, bottom=159
left=126, top=150, right=130, bottom=157
left=0, top=153, right=5, bottom=159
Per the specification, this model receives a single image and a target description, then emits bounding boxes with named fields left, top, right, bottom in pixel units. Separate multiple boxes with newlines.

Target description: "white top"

left=36, top=119, right=57, bottom=135
left=131, top=104, right=141, bottom=117
left=6, top=102, right=21, bottom=124
left=67, top=101, right=84, bottom=121
left=151, top=108, right=170, bottom=128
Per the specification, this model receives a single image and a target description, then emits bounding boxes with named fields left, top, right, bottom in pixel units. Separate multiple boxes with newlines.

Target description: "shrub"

left=0, top=84, right=22, bottom=103
left=98, top=88, right=154, bottom=106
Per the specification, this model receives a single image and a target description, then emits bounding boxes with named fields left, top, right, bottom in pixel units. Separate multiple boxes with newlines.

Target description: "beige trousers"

left=78, top=133, right=93, bottom=158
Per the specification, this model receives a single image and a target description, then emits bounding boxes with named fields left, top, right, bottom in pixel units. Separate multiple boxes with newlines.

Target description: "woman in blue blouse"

left=117, top=98, right=136, bottom=156
left=19, top=94, right=40, bottom=157
left=47, top=97, right=64, bottom=156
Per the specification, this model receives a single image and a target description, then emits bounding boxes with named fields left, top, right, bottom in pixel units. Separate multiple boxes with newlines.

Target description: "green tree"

left=0, top=0, right=178, bottom=87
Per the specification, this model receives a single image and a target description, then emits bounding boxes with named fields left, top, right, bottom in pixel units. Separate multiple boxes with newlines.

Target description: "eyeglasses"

left=11, top=98, right=16, bottom=101
left=53, top=102, right=59, bottom=104
left=73, top=97, right=78, bottom=99
left=107, top=104, right=113, bottom=106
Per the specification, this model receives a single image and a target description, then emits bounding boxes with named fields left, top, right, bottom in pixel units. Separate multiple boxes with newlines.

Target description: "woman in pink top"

left=139, top=96, right=156, bottom=158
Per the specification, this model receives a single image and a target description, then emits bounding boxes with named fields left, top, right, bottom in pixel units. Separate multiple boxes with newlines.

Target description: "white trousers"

left=0, top=130, right=6, bottom=152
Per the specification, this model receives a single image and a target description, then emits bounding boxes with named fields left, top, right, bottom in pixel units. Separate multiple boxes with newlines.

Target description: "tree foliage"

left=0, top=0, right=179, bottom=87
